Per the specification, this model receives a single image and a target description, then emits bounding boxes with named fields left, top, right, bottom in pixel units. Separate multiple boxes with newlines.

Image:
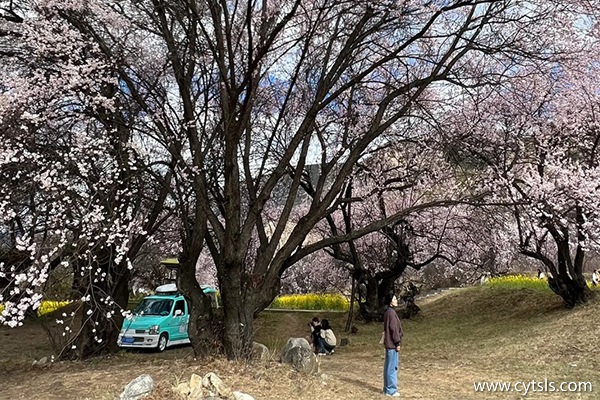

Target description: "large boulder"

left=283, top=345, right=319, bottom=374
left=119, top=374, right=154, bottom=400
left=280, top=337, right=311, bottom=364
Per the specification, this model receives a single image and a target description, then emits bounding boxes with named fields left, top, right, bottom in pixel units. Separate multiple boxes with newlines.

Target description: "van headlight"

left=148, top=325, right=160, bottom=335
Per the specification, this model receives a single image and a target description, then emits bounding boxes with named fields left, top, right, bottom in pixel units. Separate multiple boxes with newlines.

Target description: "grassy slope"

left=1, top=284, right=600, bottom=399
left=406, top=286, right=600, bottom=399
left=255, top=285, right=600, bottom=399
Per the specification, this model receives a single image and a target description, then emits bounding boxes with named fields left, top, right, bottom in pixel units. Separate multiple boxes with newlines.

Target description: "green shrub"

left=269, top=293, right=349, bottom=311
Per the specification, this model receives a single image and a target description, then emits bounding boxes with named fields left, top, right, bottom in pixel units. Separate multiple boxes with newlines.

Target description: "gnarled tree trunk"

left=522, top=216, right=594, bottom=308
left=178, top=255, right=218, bottom=358
left=548, top=275, right=592, bottom=308
left=63, top=257, right=130, bottom=359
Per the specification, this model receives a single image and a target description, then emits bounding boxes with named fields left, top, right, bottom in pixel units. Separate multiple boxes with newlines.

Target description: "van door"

left=169, top=299, right=188, bottom=342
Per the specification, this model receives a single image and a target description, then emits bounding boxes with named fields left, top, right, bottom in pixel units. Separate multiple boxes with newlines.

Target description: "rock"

left=233, top=391, right=255, bottom=400
left=280, top=337, right=311, bottom=364
left=339, top=337, right=350, bottom=346
left=285, top=346, right=319, bottom=374
left=189, top=374, right=202, bottom=391
left=188, top=387, right=204, bottom=400
left=119, top=374, right=154, bottom=400
left=281, top=337, right=318, bottom=374
left=34, top=356, right=48, bottom=367
left=202, top=372, right=232, bottom=398
left=350, top=325, right=358, bottom=334
left=173, top=382, right=190, bottom=399
left=251, top=341, right=270, bottom=362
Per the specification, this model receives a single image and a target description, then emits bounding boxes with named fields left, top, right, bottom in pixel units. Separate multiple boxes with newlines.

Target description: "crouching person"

left=309, top=317, right=322, bottom=353
left=317, top=319, right=336, bottom=355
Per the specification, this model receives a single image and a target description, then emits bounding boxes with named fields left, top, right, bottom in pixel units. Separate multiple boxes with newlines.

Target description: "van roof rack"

left=155, top=283, right=178, bottom=295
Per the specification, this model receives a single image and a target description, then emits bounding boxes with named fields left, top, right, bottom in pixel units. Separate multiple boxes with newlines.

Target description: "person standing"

left=383, top=292, right=403, bottom=397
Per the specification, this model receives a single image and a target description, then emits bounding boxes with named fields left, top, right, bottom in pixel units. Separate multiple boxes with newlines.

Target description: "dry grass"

left=1, top=286, right=600, bottom=399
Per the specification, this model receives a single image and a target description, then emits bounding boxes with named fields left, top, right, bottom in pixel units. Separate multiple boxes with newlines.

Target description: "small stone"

left=233, top=391, right=255, bottom=400
left=188, top=387, right=204, bottom=400
left=189, top=373, right=202, bottom=391
left=119, top=374, right=154, bottom=400
left=174, top=382, right=190, bottom=398
left=35, top=356, right=48, bottom=367
left=251, top=342, right=270, bottom=362
left=202, top=372, right=232, bottom=398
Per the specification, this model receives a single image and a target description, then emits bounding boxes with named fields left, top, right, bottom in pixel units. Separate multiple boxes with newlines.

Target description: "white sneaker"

left=385, top=393, right=400, bottom=397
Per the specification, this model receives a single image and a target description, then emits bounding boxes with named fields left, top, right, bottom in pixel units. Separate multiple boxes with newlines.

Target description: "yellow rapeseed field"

left=487, top=274, right=550, bottom=290
left=0, top=301, right=70, bottom=317
left=488, top=273, right=600, bottom=291
left=269, top=293, right=349, bottom=310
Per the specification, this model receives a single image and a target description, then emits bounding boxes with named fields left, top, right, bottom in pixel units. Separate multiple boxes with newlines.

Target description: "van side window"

left=174, top=300, right=185, bottom=315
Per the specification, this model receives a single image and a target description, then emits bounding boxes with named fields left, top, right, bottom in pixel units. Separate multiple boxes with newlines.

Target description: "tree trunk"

left=216, top=259, right=282, bottom=359
left=219, top=267, right=255, bottom=359
left=359, top=275, right=381, bottom=322
left=345, top=275, right=356, bottom=333
left=178, top=256, right=218, bottom=358
left=548, top=274, right=593, bottom=308
left=62, top=261, right=130, bottom=359
left=359, top=274, right=397, bottom=322
left=359, top=269, right=407, bottom=322
left=523, top=222, right=595, bottom=308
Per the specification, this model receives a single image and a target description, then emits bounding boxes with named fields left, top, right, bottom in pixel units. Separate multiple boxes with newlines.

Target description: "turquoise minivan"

left=117, top=284, right=218, bottom=352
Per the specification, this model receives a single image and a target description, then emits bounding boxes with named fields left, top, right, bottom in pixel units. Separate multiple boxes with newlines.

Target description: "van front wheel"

left=157, top=333, right=168, bottom=352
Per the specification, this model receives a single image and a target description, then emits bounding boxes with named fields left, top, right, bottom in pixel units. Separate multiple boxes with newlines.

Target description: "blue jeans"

left=317, top=337, right=335, bottom=354
left=383, top=348, right=399, bottom=395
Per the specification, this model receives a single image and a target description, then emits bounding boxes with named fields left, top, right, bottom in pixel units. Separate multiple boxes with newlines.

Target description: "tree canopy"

left=1, top=0, right=599, bottom=358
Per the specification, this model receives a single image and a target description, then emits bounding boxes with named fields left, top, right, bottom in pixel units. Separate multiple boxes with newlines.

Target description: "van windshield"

left=134, top=298, right=173, bottom=316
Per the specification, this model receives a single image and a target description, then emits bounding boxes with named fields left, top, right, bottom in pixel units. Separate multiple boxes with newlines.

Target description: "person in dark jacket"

left=382, top=292, right=403, bottom=397
left=309, top=316, right=321, bottom=353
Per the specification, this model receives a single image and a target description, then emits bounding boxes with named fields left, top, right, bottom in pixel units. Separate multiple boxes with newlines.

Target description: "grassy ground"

left=1, top=284, right=600, bottom=399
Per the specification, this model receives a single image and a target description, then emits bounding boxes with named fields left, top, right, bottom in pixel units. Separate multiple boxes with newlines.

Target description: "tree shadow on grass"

left=336, top=375, right=382, bottom=394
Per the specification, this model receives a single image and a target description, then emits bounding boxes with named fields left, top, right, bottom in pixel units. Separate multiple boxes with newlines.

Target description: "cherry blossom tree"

left=443, top=49, right=600, bottom=306
left=1, top=0, right=595, bottom=361
left=280, top=250, right=349, bottom=294
left=308, top=138, right=515, bottom=321
left=0, top=0, right=175, bottom=358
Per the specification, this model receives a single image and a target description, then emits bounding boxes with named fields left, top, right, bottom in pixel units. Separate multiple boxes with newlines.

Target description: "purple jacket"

left=383, top=306, right=403, bottom=350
